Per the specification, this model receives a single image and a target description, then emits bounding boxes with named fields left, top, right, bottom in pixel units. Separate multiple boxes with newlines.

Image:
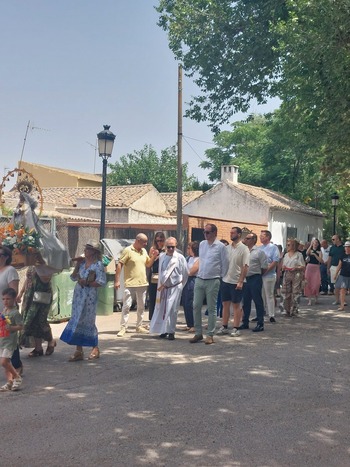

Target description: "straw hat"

left=85, top=240, right=102, bottom=252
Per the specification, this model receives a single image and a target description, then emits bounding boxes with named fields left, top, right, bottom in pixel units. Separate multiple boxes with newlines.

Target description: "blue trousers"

left=11, top=346, right=22, bottom=370
left=243, top=274, right=264, bottom=326
left=182, top=277, right=195, bottom=327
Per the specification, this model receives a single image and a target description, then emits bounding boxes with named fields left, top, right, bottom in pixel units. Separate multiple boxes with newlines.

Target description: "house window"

left=191, top=228, right=205, bottom=242
left=286, top=227, right=297, bottom=239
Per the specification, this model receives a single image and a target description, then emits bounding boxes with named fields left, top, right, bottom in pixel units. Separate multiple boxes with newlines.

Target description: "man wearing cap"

left=115, top=234, right=158, bottom=337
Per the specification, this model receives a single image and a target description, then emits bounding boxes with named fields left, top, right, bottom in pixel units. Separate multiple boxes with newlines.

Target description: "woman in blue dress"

left=60, top=241, right=106, bottom=361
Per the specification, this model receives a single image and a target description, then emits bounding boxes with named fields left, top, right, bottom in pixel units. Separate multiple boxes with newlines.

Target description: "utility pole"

left=177, top=64, right=183, bottom=249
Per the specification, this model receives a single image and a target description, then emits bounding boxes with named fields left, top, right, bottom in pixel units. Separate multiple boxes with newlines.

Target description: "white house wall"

left=132, top=188, right=168, bottom=215
left=129, top=209, right=176, bottom=224
left=183, top=183, right=269, bottom=224
left=269, top=210, right=323, bottom=246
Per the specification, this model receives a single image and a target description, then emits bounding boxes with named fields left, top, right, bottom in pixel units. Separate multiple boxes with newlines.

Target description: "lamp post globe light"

left=331, top=192, right=339, bottom=236
left=97, top=125, right=116, bottom=239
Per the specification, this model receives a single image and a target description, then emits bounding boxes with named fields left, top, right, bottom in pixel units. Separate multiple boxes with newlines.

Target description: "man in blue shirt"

left=190, top=224, right=229, bottom=345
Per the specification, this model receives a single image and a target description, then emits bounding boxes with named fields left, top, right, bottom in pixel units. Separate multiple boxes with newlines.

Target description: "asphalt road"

left=3, top=294, right=350, bottom=466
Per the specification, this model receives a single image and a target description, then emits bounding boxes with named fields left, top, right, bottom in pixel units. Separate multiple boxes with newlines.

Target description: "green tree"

left=156, top=0, right=350, bottom=173
left=107, top=144, right=196, bottom=193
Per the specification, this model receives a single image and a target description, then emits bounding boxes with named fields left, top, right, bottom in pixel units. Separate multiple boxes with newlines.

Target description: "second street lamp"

left=97, top=125, right=116, bottom=239
left=331, top=192, right=339, bottom=236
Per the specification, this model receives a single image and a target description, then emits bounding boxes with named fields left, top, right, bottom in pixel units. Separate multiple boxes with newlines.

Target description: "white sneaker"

left=11, top=377, right=22, bottom=391
left=117, top=327, right=126, bottom=337
left=230, top=329, right=241, bottom=337
left=216, top=326, right=229, bottom=335
left=136, top=326, right=148, bottom=334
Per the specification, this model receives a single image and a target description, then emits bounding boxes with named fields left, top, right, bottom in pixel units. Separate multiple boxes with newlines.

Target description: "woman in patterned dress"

left=60, top=241, right=106, bottom=361
left=19, top=265, right=56, bottom=357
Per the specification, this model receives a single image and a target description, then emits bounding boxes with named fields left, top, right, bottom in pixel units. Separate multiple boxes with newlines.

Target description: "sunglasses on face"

left=203, top=230, right=213, bottom=235
left=166, top=246, right=175, bottom=250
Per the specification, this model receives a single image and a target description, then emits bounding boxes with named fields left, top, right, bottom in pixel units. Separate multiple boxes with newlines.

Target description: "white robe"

left=150, top=251, right=188, bottom=334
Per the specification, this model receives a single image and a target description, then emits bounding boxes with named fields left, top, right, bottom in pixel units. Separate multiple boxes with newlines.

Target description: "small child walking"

left=0, top=288, right=23, bottom=391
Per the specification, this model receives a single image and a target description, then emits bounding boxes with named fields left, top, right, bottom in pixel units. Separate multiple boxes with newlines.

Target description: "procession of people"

left=0, top=191, right=347, bottom=391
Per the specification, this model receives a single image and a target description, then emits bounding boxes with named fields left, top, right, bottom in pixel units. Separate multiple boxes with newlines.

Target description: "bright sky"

left=1, top=1, right=279, bottom=185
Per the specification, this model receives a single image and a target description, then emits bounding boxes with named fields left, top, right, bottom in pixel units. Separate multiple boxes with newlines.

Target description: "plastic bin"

left=48, top=269, right=75, bottom=323
left=97, top=272, right=115, bottom=316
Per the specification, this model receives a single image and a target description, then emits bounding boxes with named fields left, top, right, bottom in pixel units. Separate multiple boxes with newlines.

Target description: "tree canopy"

left=107, top=144, right=197, bottom=193
left=156, top=0, right=350, bottom=172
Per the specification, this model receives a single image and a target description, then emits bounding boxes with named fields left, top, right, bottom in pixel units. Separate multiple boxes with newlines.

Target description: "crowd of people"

left=1, top=223, right=349, bottom=391
left=113, top=228, right=348, bottom=344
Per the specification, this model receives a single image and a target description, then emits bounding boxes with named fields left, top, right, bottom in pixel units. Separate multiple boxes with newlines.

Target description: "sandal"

left=45, top=340, right=57, bottom=356
left=68, top=350, right=84, bottom=362
left=0, top=382, right=12, bottom=392
left=88, top=347, right=100, bottom=360
left=337, top=307, right=345, bottom=311
left=28, top=349, right=44, bottom=358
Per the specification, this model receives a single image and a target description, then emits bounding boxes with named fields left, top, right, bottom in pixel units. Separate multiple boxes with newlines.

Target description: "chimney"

left=221, top=165, right=239, bottom=184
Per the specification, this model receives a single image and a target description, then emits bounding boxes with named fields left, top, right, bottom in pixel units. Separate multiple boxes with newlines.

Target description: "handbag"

left=33, top=291, right=52, bottom=305
left=151, top=273, right=159, bottom=284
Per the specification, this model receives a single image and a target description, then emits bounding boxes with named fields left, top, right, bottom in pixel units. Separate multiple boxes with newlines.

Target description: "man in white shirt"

left=190, top=224, right=229, bottom=345
left=240, top=233, right=268, bottom=332
left=259, top=230, right=280, bottom=323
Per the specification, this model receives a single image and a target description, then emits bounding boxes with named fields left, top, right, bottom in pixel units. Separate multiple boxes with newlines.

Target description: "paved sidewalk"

left=3, top=294, right=350, bottom=466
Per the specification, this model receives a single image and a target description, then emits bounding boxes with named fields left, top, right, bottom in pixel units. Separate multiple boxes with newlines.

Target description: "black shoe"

left=159, top=333, right=168, bottom=338
left=238, top=323, right=249, bottom=330
left=252, top=324, right=264, bottom=332
left=251, top=317, right=258, bottom=322
left=269, top=317, right=276, bottom=323
left=168, top=333, right=175, bottom=340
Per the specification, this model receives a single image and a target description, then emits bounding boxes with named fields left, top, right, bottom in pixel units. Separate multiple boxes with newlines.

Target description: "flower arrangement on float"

left=0, top=223, right=41, bottom=253
left=0, top=223, right=41, bottom=267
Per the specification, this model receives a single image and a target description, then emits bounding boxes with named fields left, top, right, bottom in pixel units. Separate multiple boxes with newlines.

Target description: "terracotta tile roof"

left=225, top=181, right=324, bottom=217
left=41, top=185, right=156, bottom=207
left=160, top=191, right=203, bottom=213
left=18, top=161, right=102, bottom=182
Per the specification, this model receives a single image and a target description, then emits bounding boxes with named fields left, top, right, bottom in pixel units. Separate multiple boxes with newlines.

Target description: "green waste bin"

left=97, top=273, right=115, bottom=316
left=48, top=269, right=75, bottom=323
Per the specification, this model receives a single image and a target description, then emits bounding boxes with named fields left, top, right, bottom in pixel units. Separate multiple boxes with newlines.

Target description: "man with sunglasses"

left=150, top=237, right=188, bottom=340
left=217, top=227, right=250, bottom=337
left=190, top=224, right=229, bottom=345
left=240, top=233, right=268, bottom=332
